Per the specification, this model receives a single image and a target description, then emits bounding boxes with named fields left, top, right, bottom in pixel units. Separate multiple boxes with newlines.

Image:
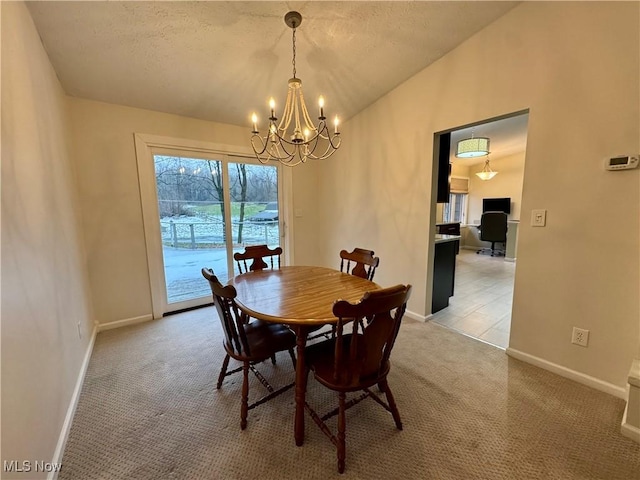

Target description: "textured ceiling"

left=27, top=1, right=520, bottom=131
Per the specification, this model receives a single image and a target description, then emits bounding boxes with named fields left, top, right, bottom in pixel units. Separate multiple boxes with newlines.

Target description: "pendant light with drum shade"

left=456, top=133, right=490, bottom=158
left=456, top=131, right=497, bottom=181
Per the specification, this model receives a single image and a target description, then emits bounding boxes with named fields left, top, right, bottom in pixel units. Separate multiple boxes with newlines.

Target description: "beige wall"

left=308, top=2, right=639, bottom=388
left=1, top=3, right=94, bottom=477
left=70, top=99, right=253, bottom=324
left=70, top=98, right=320, bottom=324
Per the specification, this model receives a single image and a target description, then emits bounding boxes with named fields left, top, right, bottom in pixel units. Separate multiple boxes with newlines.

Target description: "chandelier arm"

left=251, top=134, right=270, bottom=157
left=254, top=131, right=339, bottom=164
left=269, top=130, right=309, bottom=149
left=307, top=144, right=339, bottom=161
left=275, top=137, right=297, bottom=159
left=303, top=133, right=321, bottom=159
left=305, top=131, right=330, bottom=160
left=252, top=130, right=297, bottom=164
left=298, top=121, right=323, bottom=144
left=302, top=123, right=341, bottom=160
left=253, top=119, right=342, bottom=162
left=317, top=123, right=342, bottom=149
left=275, top=139, right=304, bottom=166
left=312, top=121, right=332, bottom=141
left=306, top=137, right=335, bottom=160
left=326, top=132, right=342, bottom=149
left=268, top=139, right=291, bottom=162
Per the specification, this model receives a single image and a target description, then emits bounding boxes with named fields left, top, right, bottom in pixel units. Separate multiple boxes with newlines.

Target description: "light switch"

left=295, top=208, right=303, bottom=218
left=531, top=209, right=546, bottom=227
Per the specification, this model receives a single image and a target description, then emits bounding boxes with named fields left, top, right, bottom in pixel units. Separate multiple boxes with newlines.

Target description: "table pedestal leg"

left=294, top=326, right=308, bottom=446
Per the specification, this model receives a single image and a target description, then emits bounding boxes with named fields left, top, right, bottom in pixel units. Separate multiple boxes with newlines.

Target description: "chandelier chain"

left=291, top=26, right=297, bottom=78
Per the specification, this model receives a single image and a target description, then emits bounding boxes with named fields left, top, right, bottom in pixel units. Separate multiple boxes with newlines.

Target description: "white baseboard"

left=504, top=257, right=516, bottom=262
left=49, top=324, right=98, bottom=480
left=97, top=314, right=153, bottom=332
left=621, top=404, right=640, bottom=443
left=506, top=347, right=626, bottom=399
left=405, top=309, right=428, bottom=322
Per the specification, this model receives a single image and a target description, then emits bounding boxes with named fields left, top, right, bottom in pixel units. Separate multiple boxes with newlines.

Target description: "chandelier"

left=250, top=11, right=341, bottom=167
left=476, top=157, right=498, bottom=180
left=456, top=134, right=490, bottom=158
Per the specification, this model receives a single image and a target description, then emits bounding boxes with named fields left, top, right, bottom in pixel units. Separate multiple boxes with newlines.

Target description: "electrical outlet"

left=571, top=327, right=589, bottom=347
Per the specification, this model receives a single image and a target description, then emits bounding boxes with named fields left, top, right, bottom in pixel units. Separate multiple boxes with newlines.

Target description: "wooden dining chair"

left=234, top=244, right=283, bottom=274
left=304, top=284, right=412, bottom=473
left=339, top=247, right=380, bottom=281
left=202, top=268, right=296, bottom=430
left=309, top=247, right=381, bottom=343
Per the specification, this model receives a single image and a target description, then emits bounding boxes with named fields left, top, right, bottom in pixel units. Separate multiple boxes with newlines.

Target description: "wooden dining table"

left=228, top=265, right=380, bottom=446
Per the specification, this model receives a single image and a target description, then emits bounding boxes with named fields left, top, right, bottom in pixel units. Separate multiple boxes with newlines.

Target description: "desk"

left=228, top=266, right=379, bottom=446
left=463, top=221, right=519, bottom=261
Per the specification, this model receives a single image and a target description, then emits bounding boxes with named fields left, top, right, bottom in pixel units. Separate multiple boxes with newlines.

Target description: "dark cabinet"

left=436, top=133, right=451, bottom=203
left=432, top=238, right=458, bottom=313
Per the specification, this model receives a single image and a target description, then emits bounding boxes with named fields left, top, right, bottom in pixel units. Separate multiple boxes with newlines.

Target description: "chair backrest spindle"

left=202, top=268, right=251, bottom=357
left=234, top=245, right=283, bottom=274
left=339, top=247, right=380, bottom=281
left=332, top=284, right=411, bottom=383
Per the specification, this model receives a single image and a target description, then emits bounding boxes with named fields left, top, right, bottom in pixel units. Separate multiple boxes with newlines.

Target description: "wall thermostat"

left=604, top=155, right=639, bottom=171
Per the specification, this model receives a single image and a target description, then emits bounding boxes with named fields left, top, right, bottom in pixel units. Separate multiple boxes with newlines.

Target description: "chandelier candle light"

left=250, top=11, right=341, bottom=167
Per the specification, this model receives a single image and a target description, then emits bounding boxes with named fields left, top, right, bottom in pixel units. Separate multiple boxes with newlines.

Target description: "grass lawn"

left=192, top=203, right=265, bottom=217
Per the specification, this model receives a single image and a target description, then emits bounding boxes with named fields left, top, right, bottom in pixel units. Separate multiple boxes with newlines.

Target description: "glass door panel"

left=154, top=155, right=229, bottom=306
left=228, top=162, right=280, bottom=259
left=153, top=155, right=280, bottom=312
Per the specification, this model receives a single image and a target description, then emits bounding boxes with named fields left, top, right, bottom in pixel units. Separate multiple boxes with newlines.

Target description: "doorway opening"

left=431, top=110, right=529, bottom=349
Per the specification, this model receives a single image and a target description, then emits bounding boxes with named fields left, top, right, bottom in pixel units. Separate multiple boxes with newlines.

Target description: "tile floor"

left=430, top=248, right=515, bottom=349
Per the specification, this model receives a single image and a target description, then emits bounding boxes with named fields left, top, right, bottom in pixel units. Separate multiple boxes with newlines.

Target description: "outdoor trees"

left=153, top=156, right=276, bottom=244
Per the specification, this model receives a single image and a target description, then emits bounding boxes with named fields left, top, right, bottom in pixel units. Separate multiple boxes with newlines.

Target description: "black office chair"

left=477, top=211, right=508, bottom=256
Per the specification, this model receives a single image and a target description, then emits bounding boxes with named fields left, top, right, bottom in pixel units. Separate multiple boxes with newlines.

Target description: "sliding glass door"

left=152, top=152, right=280, bottom=313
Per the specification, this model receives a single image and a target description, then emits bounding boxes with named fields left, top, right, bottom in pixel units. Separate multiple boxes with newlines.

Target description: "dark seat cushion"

left=305, top=334, right=389, bottom=391
left=242, top=320, right=296, bottom=361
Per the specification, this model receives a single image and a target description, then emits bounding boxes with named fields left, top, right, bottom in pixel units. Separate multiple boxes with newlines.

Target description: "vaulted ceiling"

left=27, top=1, right=526, bottom=160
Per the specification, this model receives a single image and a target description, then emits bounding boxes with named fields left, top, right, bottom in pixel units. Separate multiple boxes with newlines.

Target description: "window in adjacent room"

left=443, top=176, right=469, bottom=224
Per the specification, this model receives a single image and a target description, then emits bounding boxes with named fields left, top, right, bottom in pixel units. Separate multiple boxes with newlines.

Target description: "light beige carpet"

left=59, top=307, right=640, bottom=479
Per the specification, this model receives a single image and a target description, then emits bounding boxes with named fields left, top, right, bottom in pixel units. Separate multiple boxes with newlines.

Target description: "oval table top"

left=228, top=265, right=380, bottom=326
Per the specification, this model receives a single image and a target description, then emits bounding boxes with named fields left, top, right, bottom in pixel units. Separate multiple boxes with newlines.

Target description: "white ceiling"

left=450, top=113, right=529, bottom=166
left=26, top=1, right=526, bottom=161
